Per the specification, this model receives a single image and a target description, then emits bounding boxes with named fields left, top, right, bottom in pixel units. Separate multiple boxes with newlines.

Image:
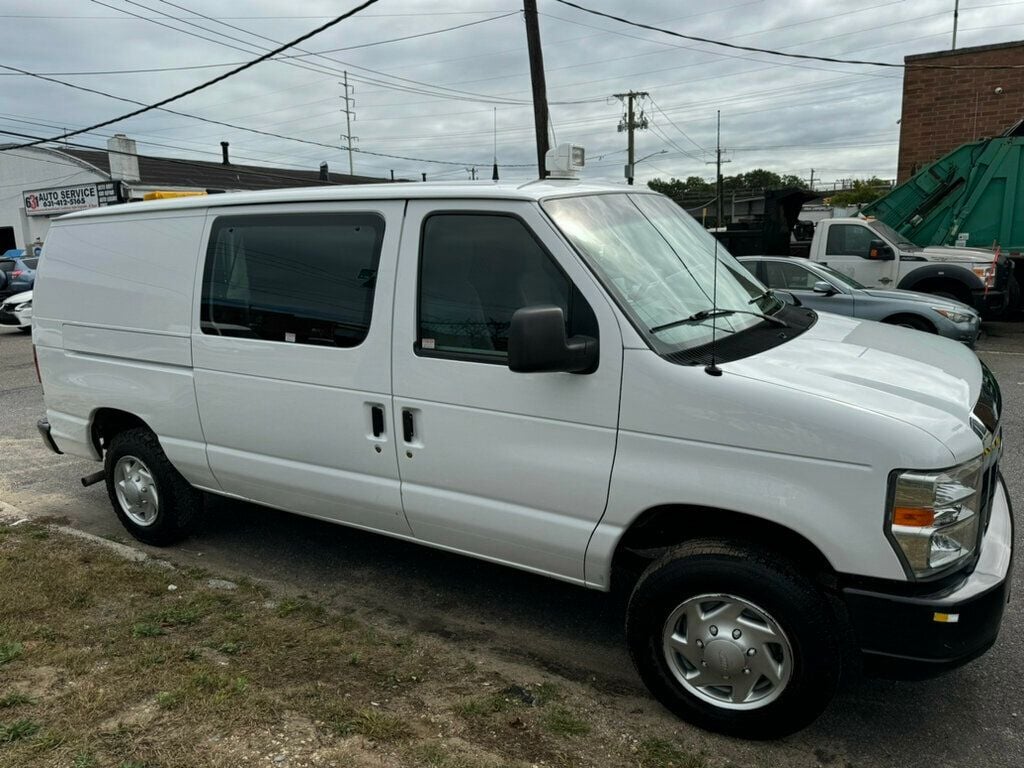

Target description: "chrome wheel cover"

left=113, top=455, right=160, bottom=527
left=662, top=593, right=793, bottom=710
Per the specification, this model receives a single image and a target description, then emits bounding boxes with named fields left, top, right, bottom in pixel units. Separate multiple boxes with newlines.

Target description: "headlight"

left=932, top=306, right=974, bottom=324
left=971, top=265, right=995, bottom=288
left=887, top=456, right=984, bottom=578
left=14, top=301, right=31, bottom=312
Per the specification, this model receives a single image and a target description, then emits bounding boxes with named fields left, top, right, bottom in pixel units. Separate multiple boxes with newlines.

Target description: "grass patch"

left=0, top=641, right=23, bottom=665
left=0, top=522, right=702, bottom=767
left=354, top=708, right=411, bottom=743
left=0, top=718, right=40, bottom=742
left=635, top=737, right=705, bottom=768
left=541, top=705, right=590, bottom=736
left=0, top=693, right=32, bottom=709
left=131, top=622, right=164, bottom=638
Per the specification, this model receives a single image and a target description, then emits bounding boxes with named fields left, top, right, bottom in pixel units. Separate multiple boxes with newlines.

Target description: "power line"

left=0, top=65, right=534, bottom=167
left=648, top=98, right=707, bottom=155
left=0, top=11, right=522, bottom=78
left=553, top=0, right=1024, bottom=70
left=1, top=0, right=383, bottom=152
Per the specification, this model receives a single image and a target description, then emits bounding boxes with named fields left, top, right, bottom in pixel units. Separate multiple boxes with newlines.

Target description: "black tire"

left=104, top=427, right=201, bottom=546
left=18, top=326, right=31, bottom=334
left=626, top=540, right=841, bottom=739
left=882, top=314, right=934, bottom=333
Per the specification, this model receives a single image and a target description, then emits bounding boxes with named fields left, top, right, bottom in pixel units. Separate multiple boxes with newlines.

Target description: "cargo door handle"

left=371, top=406, right=385, bottom=438
left=402, top=410, right=415, bottom=443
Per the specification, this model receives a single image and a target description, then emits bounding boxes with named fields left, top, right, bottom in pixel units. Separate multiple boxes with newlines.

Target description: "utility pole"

left=492, top=107, right=500, bottom=181
left=952, top=0, right=960, bottom=50
left=614, top=90, right=649, bottom=185
left=523, top=0, right=550, bottom=178
left=809, top=168, right=815, bottom=191
left=704, top=111, right=730, bottom=227
left=340, top=71, right=357, bottom=175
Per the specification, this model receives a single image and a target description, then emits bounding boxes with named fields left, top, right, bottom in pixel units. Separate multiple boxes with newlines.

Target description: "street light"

left=625, top=149, right=668, bottom=185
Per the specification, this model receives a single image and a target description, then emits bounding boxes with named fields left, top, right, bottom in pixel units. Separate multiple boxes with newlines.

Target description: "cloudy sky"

left=2, top=0, right=1023, bottom=188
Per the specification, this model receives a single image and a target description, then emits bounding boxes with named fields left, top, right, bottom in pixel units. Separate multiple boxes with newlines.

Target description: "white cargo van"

left=32, top=150, right=1012, bottom=739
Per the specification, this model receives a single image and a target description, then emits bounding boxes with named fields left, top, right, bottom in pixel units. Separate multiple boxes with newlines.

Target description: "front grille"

left=972, top=361, right=1003, bottom=542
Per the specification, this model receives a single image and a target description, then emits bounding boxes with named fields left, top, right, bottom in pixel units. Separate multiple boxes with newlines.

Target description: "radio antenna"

left=705, top=110, right=723, bottom=376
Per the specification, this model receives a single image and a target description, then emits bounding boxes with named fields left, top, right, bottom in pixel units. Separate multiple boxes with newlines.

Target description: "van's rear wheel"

left=626, top=540, right=840, bottom=739
left=104, top=428, right=201, bottom=546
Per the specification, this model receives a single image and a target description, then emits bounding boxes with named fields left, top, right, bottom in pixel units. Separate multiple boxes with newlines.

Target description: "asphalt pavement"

left=1, top=323, right=1021, bottom=768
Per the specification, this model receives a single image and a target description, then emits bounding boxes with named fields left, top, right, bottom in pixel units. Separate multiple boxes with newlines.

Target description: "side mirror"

left=868, top=239, right=895, bottom=261
left=508, top=306, right=598, bottom=374
left=812, top=280, right=837, bottom=295
left=773, top=290, right=801, bottom=307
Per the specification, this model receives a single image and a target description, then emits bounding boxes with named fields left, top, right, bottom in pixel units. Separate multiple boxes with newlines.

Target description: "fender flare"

left=896, top=263, right=983, bottom=293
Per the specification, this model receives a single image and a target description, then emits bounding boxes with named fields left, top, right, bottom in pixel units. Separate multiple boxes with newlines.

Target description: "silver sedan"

left=738, top=255, right=981, bottom=345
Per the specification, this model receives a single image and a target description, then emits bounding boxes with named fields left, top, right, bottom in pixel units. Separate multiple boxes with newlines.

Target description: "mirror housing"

left=773, top=290, right=801, bottom=307
left=812, top=280, right=837, bottom=295
left=508, top=306, right=598, bottom=374
left=868, top=239, right=895, bottom=261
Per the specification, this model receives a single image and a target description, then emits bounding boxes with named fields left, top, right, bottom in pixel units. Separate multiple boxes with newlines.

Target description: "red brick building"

left=897, top=40, right=1024, bottom=182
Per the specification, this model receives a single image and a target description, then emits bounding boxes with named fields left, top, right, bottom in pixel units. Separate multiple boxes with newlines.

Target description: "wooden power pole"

left=705, top=110, right=730, bottom=227
left=614, top=91, right=649, bottom=185
left=523, top=0, right=550, bottom=178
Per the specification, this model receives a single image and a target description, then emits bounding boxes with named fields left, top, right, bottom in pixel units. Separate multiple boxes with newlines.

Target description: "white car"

left=0, top=290, right=32, bottom=332
left=31, top=146, right=1012, bottom=739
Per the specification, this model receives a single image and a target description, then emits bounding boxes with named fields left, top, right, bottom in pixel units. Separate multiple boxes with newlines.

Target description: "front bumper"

left=0, top=304, right=30, bottom=327
left=842, top=474, right=1013, bottom=679
left=971, top=287, right=1008, bottom=318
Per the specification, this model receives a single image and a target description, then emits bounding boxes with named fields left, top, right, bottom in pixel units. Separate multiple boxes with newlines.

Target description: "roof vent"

left=319, top=161, right=329, bottom=181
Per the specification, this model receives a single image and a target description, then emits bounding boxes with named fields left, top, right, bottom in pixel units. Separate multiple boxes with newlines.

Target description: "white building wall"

left=0, top=147, right=107, bottom=250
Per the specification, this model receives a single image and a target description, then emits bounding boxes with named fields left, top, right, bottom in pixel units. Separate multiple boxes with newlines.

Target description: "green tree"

left=828, top=177, right=890, bottom=207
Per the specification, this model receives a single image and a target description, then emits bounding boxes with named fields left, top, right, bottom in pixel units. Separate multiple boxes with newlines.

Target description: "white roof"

left=57, top=179, right=652, bottom=221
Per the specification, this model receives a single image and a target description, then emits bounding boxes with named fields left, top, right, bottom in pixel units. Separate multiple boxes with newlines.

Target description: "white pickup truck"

left=806, top=218, right=1011, bottom=318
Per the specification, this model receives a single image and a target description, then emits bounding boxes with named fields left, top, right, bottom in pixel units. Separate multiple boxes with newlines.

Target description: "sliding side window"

left=201, top=212, right=384, bottom=347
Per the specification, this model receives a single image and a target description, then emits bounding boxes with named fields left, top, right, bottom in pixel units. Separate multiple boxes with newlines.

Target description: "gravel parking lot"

left=1, top=324, right=1021, bottom=767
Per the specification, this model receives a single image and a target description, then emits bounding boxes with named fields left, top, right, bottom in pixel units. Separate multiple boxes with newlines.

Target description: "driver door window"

left=825, top=224, right=875, bottom=259
left=764, top=261, right=820, bottom=291
left=417, top=213, right=597, bottom=361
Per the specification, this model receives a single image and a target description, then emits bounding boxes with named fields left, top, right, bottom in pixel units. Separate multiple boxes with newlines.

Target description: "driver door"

left=821, top=223, right=896, bottom=287
left=390, top=201, right=623, bottom=583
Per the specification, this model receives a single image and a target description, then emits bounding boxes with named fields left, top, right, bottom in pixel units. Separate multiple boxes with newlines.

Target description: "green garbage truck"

left=862, top=120, right=1024, bottom=312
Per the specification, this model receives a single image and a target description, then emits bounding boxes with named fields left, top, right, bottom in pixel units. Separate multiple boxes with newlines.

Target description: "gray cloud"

left=2, top=0, right=1022, bottom=187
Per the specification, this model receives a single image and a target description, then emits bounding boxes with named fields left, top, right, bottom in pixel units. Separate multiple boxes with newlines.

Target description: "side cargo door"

left=390, top=201, right=622, bottom=584
left=191, top=201, right=410, bottom=535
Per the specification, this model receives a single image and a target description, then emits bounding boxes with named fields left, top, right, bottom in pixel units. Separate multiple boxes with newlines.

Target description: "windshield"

left=868, top=220, right=920, bottom=250
left=814, top=262, right=866, bottom=289
left=543, top=193, right=779, bottom=351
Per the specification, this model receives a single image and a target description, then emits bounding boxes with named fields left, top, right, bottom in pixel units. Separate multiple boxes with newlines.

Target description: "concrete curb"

left=0, top=497, right=170, bottom=568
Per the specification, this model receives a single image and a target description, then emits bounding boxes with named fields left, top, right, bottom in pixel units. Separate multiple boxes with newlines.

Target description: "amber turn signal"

left=893, top=507, right=935, bottom=527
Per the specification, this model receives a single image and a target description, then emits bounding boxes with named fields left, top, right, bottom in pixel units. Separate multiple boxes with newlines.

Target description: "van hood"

left=918, top=245, right=997, bottom=264
left=729, top=311, right=981, bottom=448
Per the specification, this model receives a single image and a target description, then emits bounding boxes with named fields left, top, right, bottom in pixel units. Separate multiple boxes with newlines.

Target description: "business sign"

left=23, top=183, right=100, bottom=216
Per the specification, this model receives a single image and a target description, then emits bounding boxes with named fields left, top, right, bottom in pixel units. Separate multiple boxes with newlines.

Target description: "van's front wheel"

left=104, top=428, right=201, bottom=546
left=626, top=540, right=840, bottom=739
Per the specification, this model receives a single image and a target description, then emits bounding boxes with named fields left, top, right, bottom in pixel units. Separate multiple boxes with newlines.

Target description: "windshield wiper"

left=650, top=307, right=789, bottom=335
left=746, top=288, right=777, bottom=306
